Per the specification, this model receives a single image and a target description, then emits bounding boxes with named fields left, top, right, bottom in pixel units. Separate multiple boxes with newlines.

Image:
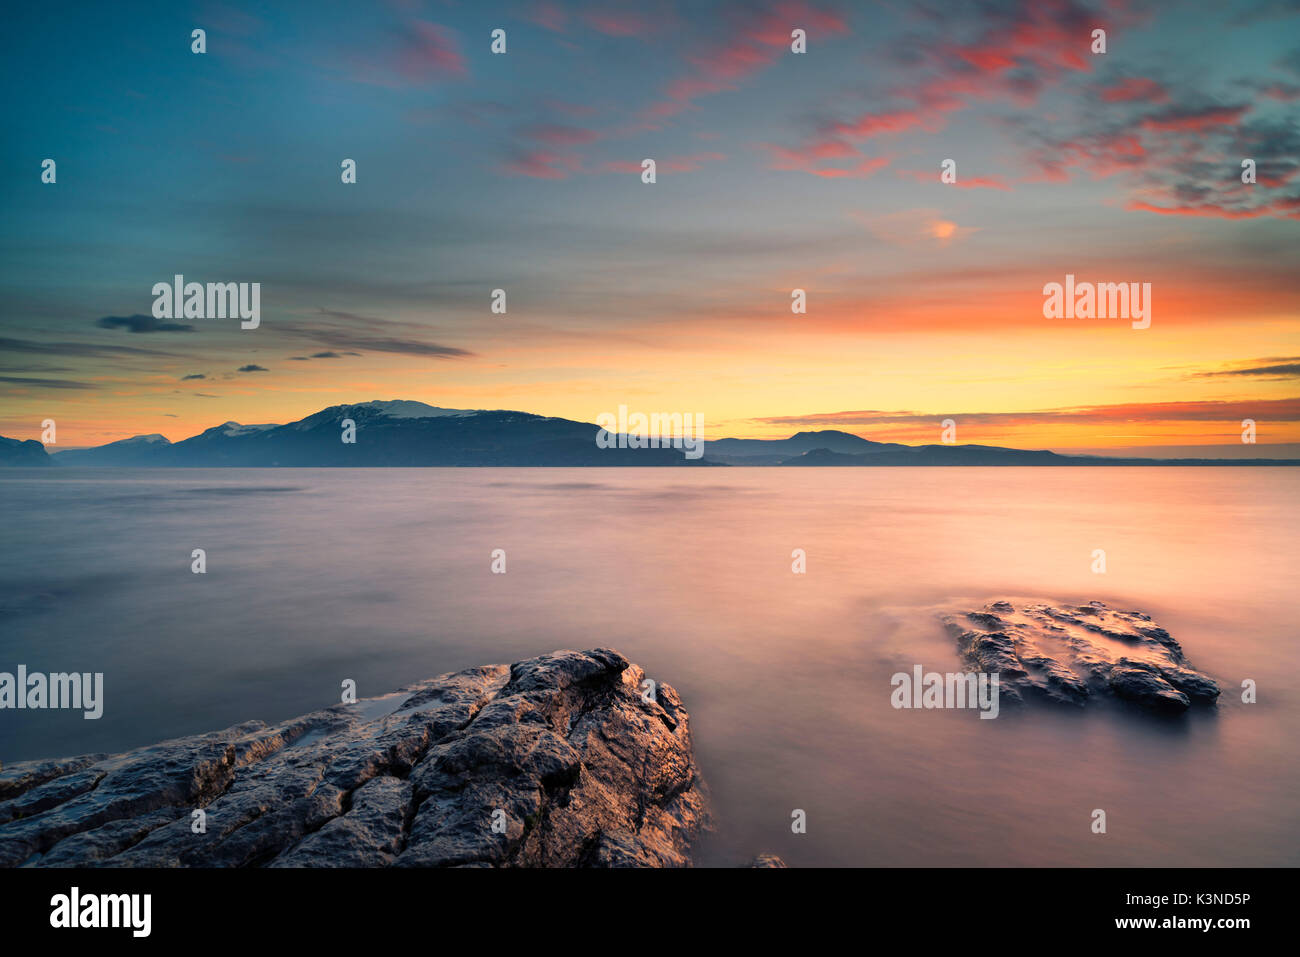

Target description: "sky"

left=1, top=0, right=1298, bottom=454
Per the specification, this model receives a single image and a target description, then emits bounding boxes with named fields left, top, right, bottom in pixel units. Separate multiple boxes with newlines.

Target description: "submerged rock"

left=0, top=649, right=711, bottom=867
left=942, top=601, right=1219, bottom=713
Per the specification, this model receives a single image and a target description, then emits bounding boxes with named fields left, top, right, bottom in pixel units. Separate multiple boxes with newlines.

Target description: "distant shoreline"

left=3, top=401, right=1297, bottom=468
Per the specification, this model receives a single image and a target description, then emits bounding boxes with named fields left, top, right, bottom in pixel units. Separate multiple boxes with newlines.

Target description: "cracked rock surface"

left=0, top=648, right=710, bottom=867
left=942, top=601, right=1220, bottom=713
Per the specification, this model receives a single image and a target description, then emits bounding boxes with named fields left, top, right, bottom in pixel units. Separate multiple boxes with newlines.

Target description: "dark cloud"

left=0, top=376, right=100, bottom=390
left=237, top=364, right=269, bottom=373
left=287, top=351, right=358, bottom=360
left=181, top=373, right=206, bottom=380
left=1016, top=87, right=1300, bottom=219
left=307, top=334, right=470, bottom=358
left=280, top=312, right=474, bottom=359
left=96, top=314, right=194, bottom=333
left=0, top=364, right=74, bottom=373
left=0, top=336, right=179, bottom=358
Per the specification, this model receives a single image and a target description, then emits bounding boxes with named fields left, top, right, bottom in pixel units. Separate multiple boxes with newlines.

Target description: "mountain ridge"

left=1, top=400, right=1296, bottom=467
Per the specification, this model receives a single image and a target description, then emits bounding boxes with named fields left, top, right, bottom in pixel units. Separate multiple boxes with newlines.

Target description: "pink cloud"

left=584, top=10, right=652, bottom=36
left=598, top=152, right=727, bottom=174
left=765, top=141, right=887, bottom=178
left=643, top=1, right=848, bottom=123
left=1099, top=77, right=1170, bottom=103
left=1139, top=105, right=1248, bottom=132
left=747, top=1, right=846, bottom=45
left=1026, top=128, right=1146, bottom=183
left=526, top=1, right=567, bottom=32
left=810, top=0, right=1143, bottom=157
left=806, top=156, right=890, bottom=179
left=502, top=150, right=583, bottom=179
left=826, top=107, right=939, bottom=139
left=897, top=170, right=1011, bottom=190
left=1259, top=83, right=1300, bottom=101
left=522, top=124, right=601, bottom=146
left=350, top=20, right=466, bottom=87
left=398, top=21, right=466, bottom=80
left=1259, top=166, right=1300, bottom=187
left=1127, top=198, right=1300, bottom=220
left=599, top=160, right=644, bottom=174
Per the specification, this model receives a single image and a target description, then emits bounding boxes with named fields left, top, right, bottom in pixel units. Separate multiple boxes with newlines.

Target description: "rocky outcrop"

left=0, top=649, right=710, bottom=867
left=942, top=601, right=1220, bottom=713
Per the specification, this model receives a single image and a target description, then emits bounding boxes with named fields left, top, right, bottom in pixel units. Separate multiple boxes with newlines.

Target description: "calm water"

left=2, top=467, right=1297, bottom=866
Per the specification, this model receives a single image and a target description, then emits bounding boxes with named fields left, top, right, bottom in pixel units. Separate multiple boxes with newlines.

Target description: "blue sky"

left=2, top=0, right=1298, bottom=452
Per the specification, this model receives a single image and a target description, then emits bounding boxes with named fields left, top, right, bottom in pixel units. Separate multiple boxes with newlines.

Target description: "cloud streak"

left=96, top=314, right=194, bottom=334
left=755, top=397, right=1300, bottom=428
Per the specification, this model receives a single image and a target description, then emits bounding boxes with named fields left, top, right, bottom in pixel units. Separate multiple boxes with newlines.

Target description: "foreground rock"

left=942, top=601, right=1220, bottom=713
left=0, top=649, right=710, bottom=867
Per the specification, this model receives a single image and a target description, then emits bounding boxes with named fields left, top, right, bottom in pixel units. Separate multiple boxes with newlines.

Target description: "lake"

left=1, top=467, right=1296, bottom=866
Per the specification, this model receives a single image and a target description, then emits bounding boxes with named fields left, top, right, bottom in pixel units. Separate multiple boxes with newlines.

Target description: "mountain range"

left=1, top=400, right=1295, bottom=467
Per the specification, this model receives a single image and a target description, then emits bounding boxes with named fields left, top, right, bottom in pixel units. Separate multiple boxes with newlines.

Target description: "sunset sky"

left=2, top=0, right=1298, bottom=454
